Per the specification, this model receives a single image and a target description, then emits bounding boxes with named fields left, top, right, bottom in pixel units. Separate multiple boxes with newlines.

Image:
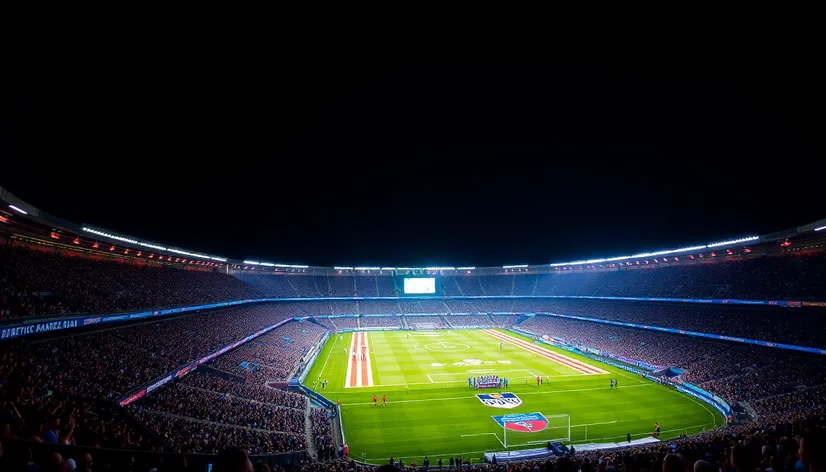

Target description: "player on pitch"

left=382, top=394, right=387, bottom=406
left=373, top=395, right=377, bottom=406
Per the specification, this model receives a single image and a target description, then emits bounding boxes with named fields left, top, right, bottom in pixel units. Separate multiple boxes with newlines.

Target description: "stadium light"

left=815, top=225, right=826, bottom=232
left=244, top=261, right=261, bottom=265
left=381, top=267, right=396, bottom=271
left=8, top=204, right=27, bottom=214
left=457, top=267, right=476, bottom=270
left=550, top=236, right=758, bottom=267
left=333, top=266, right=353, bottom=270
left=706, top=236, right=759, bottom=248
left=502, top=264, right=528, bottom=269
left=354, top=267, right=380, bottom=271
left=82, top=227, right=138, bottom=244
left=259, top=262, right=275, bottom=267
left=139, top=242, right=168, bottom=250
left=275, top=264, right=309, bottom=269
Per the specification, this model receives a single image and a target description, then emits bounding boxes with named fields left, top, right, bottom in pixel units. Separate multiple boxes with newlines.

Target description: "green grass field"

left=304, top=329, right=723, bottom=464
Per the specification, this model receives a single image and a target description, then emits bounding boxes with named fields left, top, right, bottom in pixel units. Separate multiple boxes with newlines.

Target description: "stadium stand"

left=209, top=321, right=327, bottom=381
left=358, top=316, right=403, bottom=329
left=0, top=246, right=262, bottom=320
left=6, top=223, right=826, bottom=469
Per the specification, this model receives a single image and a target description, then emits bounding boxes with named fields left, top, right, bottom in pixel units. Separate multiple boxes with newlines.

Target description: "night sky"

left=1, top=53, right=822, bottom=267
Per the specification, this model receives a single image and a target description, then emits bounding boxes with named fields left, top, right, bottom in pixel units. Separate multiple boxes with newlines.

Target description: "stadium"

left=2, top=184, right=826, bottom=471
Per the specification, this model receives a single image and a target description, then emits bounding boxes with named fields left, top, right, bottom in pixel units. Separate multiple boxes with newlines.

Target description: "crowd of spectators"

left=509, top=299, right=826, bottom=349
left=405, top=315, right=447, bottom=328
left=6, top=244, right=826, bottom=322
left=0, top=304, right=312, bottom=467
left=447, top=314, right=493, bottom=327
left=311, top=408, right=336, bottom=460
left=359, top=316, right=403, bottom=329
left=129, top=407, right=304, bottom=455
left=6, top=243, right=826, bottom=352
left=519, top=315, right=826, bottom=416
left=0, top=245, right=262, bottom=320
left=211, top=321, right=327, bottom=381
left=181, top=370, right=307, bottom=409
left=134, top=383, right=305, bottom=434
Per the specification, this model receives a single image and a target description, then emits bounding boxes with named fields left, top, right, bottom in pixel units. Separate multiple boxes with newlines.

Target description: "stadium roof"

left=2, top=185, right=825, bottom=273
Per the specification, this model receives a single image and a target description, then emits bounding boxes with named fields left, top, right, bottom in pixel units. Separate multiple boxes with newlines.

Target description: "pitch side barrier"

left=116, top=317, right=294, bottom=406
left=508, top=327, right=733, bottom=418
left=0, top=295, right=808, bottom=342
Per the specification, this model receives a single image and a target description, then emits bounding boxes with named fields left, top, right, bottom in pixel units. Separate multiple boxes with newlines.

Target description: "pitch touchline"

left=318, top=335, right=338, bottom=379
left=342, top=383, right=652, bottom=406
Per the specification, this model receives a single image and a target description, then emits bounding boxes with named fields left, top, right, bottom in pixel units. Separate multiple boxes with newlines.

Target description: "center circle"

left=424, top=342, right=470, bottom=352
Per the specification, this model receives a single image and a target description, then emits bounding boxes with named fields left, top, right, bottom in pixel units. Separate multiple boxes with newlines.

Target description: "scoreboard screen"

left=403, top=277, right=436, bottom=294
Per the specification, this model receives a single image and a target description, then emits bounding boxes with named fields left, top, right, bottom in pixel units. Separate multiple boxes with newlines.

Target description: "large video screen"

left=403, top=277, right=436, bottom=294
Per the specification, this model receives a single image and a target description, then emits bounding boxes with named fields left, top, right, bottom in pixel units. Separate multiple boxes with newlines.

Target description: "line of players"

left=468, top=375, right=509, bottom=388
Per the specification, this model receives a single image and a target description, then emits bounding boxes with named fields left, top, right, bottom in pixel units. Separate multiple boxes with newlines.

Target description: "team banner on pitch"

left=492, top=412, right=549, bottom=432
left=476, top=392, right=522, bottom=409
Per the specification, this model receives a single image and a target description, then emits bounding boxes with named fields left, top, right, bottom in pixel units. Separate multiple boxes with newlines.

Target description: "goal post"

left=499, top=413, right=570, bottom=449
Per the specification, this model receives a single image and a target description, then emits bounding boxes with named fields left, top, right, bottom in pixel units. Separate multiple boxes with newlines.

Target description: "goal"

left=501, top=413, right=570, bottom=448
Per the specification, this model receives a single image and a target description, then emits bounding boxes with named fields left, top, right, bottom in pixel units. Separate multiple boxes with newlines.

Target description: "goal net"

left=499, top=413, right=570, bottom=448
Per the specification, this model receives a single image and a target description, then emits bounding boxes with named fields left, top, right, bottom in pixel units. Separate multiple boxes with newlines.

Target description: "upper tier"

left=2, top=244, right=826, bottom=323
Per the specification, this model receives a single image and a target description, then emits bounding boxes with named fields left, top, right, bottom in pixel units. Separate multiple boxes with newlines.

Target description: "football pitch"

left=304, top=329, right=723, bottom=464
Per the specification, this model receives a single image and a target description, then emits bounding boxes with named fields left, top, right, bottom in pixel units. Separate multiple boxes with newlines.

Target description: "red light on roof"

left=710, top=252, right=716, bottom=257
left=50, top=232, right=60, bottom=240
left=0, top=215, right=8, bottom=223
left=744, top=248, right=752, bottom=253
left=109, top=245, right=115, bottom=251
left=158, top=256, right=164, bottom=260
left=73, top=237, right=80, bottom=244
left=93, top=242, right=99, bottom=248
left=781, top=240, right=791, bottom=247
left=124, top=249, right=129, bottom=254
left=148, top=254, right=154, bottom=258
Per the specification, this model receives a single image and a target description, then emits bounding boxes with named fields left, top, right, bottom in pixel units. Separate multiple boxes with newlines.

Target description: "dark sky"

left=2, top=51, right=823, bottom=267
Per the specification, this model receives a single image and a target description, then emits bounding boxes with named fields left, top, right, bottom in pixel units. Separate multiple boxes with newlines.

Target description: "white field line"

left=666, top=386, right=719, bottom=426
left=344, top=332, right=357, bottom=388
left=482, top=329, right=607, bottom=375
left=364, top=332, right=374, bottom=387
left=526, top=370, right=537, bottom=377
left=427, top=374, right=435, bottom=384
left=318, top=335, right=339, bottom=381
left=341, top=383, right=652, bottom=405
